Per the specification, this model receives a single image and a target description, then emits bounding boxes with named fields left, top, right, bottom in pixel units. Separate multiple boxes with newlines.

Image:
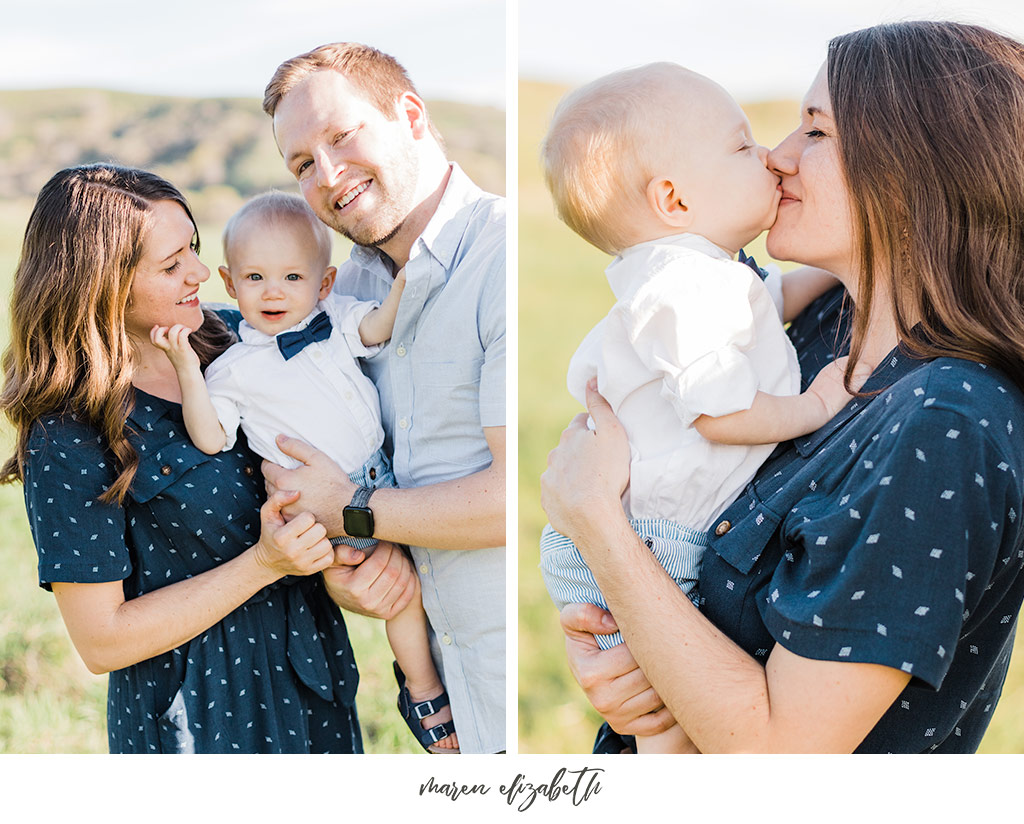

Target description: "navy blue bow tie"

left=737, top=248, right=770, bottom=281
left=276, top=310, right=332, bottom=360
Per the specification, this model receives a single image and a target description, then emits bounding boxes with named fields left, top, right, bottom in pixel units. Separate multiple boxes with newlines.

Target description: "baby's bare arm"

left=358, top=267, right=407, bottom=346
left=781, top=267, right=840, bottom=323
left=150, top=324, right=228, bottom=455
left=694, top=358, right=868, bottom=445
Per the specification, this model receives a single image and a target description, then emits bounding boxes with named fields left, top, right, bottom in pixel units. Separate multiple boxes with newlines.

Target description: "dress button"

left=714, top=520, right=731, bottom=536
left=395, top=344, right=407, bottom=357
left=160, top=465, right=172, bottom=476
left=369, top=468, right=376, bottom=480
left=243, top=465, right=254, bottom=477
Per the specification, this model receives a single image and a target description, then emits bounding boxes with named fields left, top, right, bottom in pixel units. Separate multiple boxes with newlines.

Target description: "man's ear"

left=646, top=177, right=693, bottom=230
left=396, top=91, right=430, bottom=140
left=319, top=266, right=337, bottom=298
left=218, top=265, right=238, bottom=299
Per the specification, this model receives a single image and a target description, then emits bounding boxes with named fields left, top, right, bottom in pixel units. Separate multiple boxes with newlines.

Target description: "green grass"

left=516, top=79, right=1024, bottom=754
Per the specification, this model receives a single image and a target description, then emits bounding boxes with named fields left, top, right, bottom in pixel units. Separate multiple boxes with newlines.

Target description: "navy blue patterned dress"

left=699, top=287, right=1024, bottom=752
left=23, top=326, right=362, bottom=753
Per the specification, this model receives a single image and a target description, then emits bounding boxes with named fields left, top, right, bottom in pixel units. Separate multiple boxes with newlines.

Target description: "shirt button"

left=243, top=465, right=254, bottom=477
left=313, top=350, right=323, bottom=360
left=442, top=634, right=452, bottom=646
left=398, top=417, right=409, bottom=430
left=395, top=344, right=407, bottom=357
left=714, top=520, right=731, bottom=536
left=160, top=465, right=172, bottom=476
left=369, top=468, right=376, bottom=480
left=419, top=564, right=429, bottom=574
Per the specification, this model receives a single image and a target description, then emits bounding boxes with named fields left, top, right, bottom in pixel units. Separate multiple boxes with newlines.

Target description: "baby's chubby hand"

left=807, top=356, right=873, bottom=420
left=150, top=323, right=200, bottom=371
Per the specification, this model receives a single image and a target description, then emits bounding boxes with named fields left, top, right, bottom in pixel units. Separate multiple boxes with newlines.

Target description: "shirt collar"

left=128, top=387, right=181, bottom=431
left=349, top=162, right=481, bottom=277
left=606, top=233, right=734, bottom=300
left=236, top=304, right=323, bottom=347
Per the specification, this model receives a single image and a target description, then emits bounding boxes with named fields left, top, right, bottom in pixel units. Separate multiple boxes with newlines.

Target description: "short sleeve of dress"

left=763, top=399, right=1022, bottom=690
left=620, top=262, right=762, bottom=425
left=23, top=415, right=130, bottom=590
left=322, top=293, right=380, bottom=358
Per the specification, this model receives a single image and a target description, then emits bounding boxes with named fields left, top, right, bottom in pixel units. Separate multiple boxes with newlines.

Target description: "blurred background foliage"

left=0, top=87, right=503, bottom=754
left=517, top=79, right=1024, bottom=754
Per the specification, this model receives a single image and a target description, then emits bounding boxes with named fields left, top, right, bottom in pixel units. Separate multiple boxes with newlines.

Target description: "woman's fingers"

left=256, top=491, right=334, bottom=575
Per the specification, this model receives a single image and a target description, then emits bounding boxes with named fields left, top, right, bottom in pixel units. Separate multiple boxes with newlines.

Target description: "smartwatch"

left=343, top=485, right=376, bottom=538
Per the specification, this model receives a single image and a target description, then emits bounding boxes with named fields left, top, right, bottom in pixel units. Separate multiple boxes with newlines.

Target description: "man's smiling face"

left=273, top=69, right=421, bottom=250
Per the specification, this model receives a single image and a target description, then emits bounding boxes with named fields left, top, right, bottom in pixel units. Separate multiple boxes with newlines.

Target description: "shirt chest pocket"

left=130, top=438, right=262, bottom=554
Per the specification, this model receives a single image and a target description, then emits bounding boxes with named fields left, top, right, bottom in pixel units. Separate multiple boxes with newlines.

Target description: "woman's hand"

left=540, top=379, right=631, bottom=544
left=560, top=603, right=677, bottom=737
left=252, top=489, right=335, bottom=577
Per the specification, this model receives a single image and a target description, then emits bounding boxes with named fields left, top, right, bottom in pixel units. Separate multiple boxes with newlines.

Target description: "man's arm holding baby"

left=150, top=324, right=228, bottom=454
left=357, top=268, right=407, bottom=346
left=262, top=424, right=506, bottom=550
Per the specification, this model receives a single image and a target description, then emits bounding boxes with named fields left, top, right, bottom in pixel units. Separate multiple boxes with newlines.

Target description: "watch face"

left=343, top=506, right=374, bottom=538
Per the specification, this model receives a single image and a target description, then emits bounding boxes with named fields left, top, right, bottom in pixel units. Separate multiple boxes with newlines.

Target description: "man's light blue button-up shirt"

left=336, top=163, right=505, bottom=753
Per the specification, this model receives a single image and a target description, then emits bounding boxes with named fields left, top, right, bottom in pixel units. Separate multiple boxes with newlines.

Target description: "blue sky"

left=519, top=0, right=1024, bottom=101
left=0, top=0, right=506, bottom=106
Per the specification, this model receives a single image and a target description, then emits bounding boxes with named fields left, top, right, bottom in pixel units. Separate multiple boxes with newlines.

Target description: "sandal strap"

left=394, top=661, right=457, bottom=752
left=425, top=720, right=454, bottom=745
left=403, top=690, right=451, bottom=720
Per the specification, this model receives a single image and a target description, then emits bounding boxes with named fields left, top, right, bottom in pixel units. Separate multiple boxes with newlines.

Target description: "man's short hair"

left=223, top=191, right=333, bottom=270
left=264, top=42, right=444, bottom=145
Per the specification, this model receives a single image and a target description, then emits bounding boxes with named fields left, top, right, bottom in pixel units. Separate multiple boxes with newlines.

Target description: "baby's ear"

left=646, top=177, right=693, bottom=229
left=319, top=266, right=337, bottom=298
left=218, top=265, right=238, bottom=299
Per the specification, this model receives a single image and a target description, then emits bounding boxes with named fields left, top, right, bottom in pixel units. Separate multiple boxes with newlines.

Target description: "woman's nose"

left=768, top=129, right=800, bottom=177
left=187, top=251, right=210, bottom=283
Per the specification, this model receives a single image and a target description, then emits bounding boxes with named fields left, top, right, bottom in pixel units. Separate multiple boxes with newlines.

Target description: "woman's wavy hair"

left=829, top=21, right=1024, bottom=391
left=0, top=164, right=235, bottom=504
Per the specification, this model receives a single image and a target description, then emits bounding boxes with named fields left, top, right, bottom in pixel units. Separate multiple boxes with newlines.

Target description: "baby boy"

left=539, top=63, right=862, bottom=753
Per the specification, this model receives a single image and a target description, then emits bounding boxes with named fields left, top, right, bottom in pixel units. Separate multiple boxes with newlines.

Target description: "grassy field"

left=516, top=79, right=1024, bottom=754
left=0, top=202, right=423, bottom=754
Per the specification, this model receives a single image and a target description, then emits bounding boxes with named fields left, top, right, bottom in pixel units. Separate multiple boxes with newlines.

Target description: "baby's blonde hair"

left=223, top=191, right=333, bottom=270
left=541, top=63, right=693, bottom=255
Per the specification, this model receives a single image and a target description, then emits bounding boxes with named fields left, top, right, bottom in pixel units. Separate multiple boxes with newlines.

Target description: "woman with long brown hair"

left=1, top=164, right=375, bottom=752
left=542, top=20, right=1024, bottom=752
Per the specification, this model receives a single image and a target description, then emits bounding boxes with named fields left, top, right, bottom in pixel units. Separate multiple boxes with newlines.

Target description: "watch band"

left=350, top=485, right=375, bottom=509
